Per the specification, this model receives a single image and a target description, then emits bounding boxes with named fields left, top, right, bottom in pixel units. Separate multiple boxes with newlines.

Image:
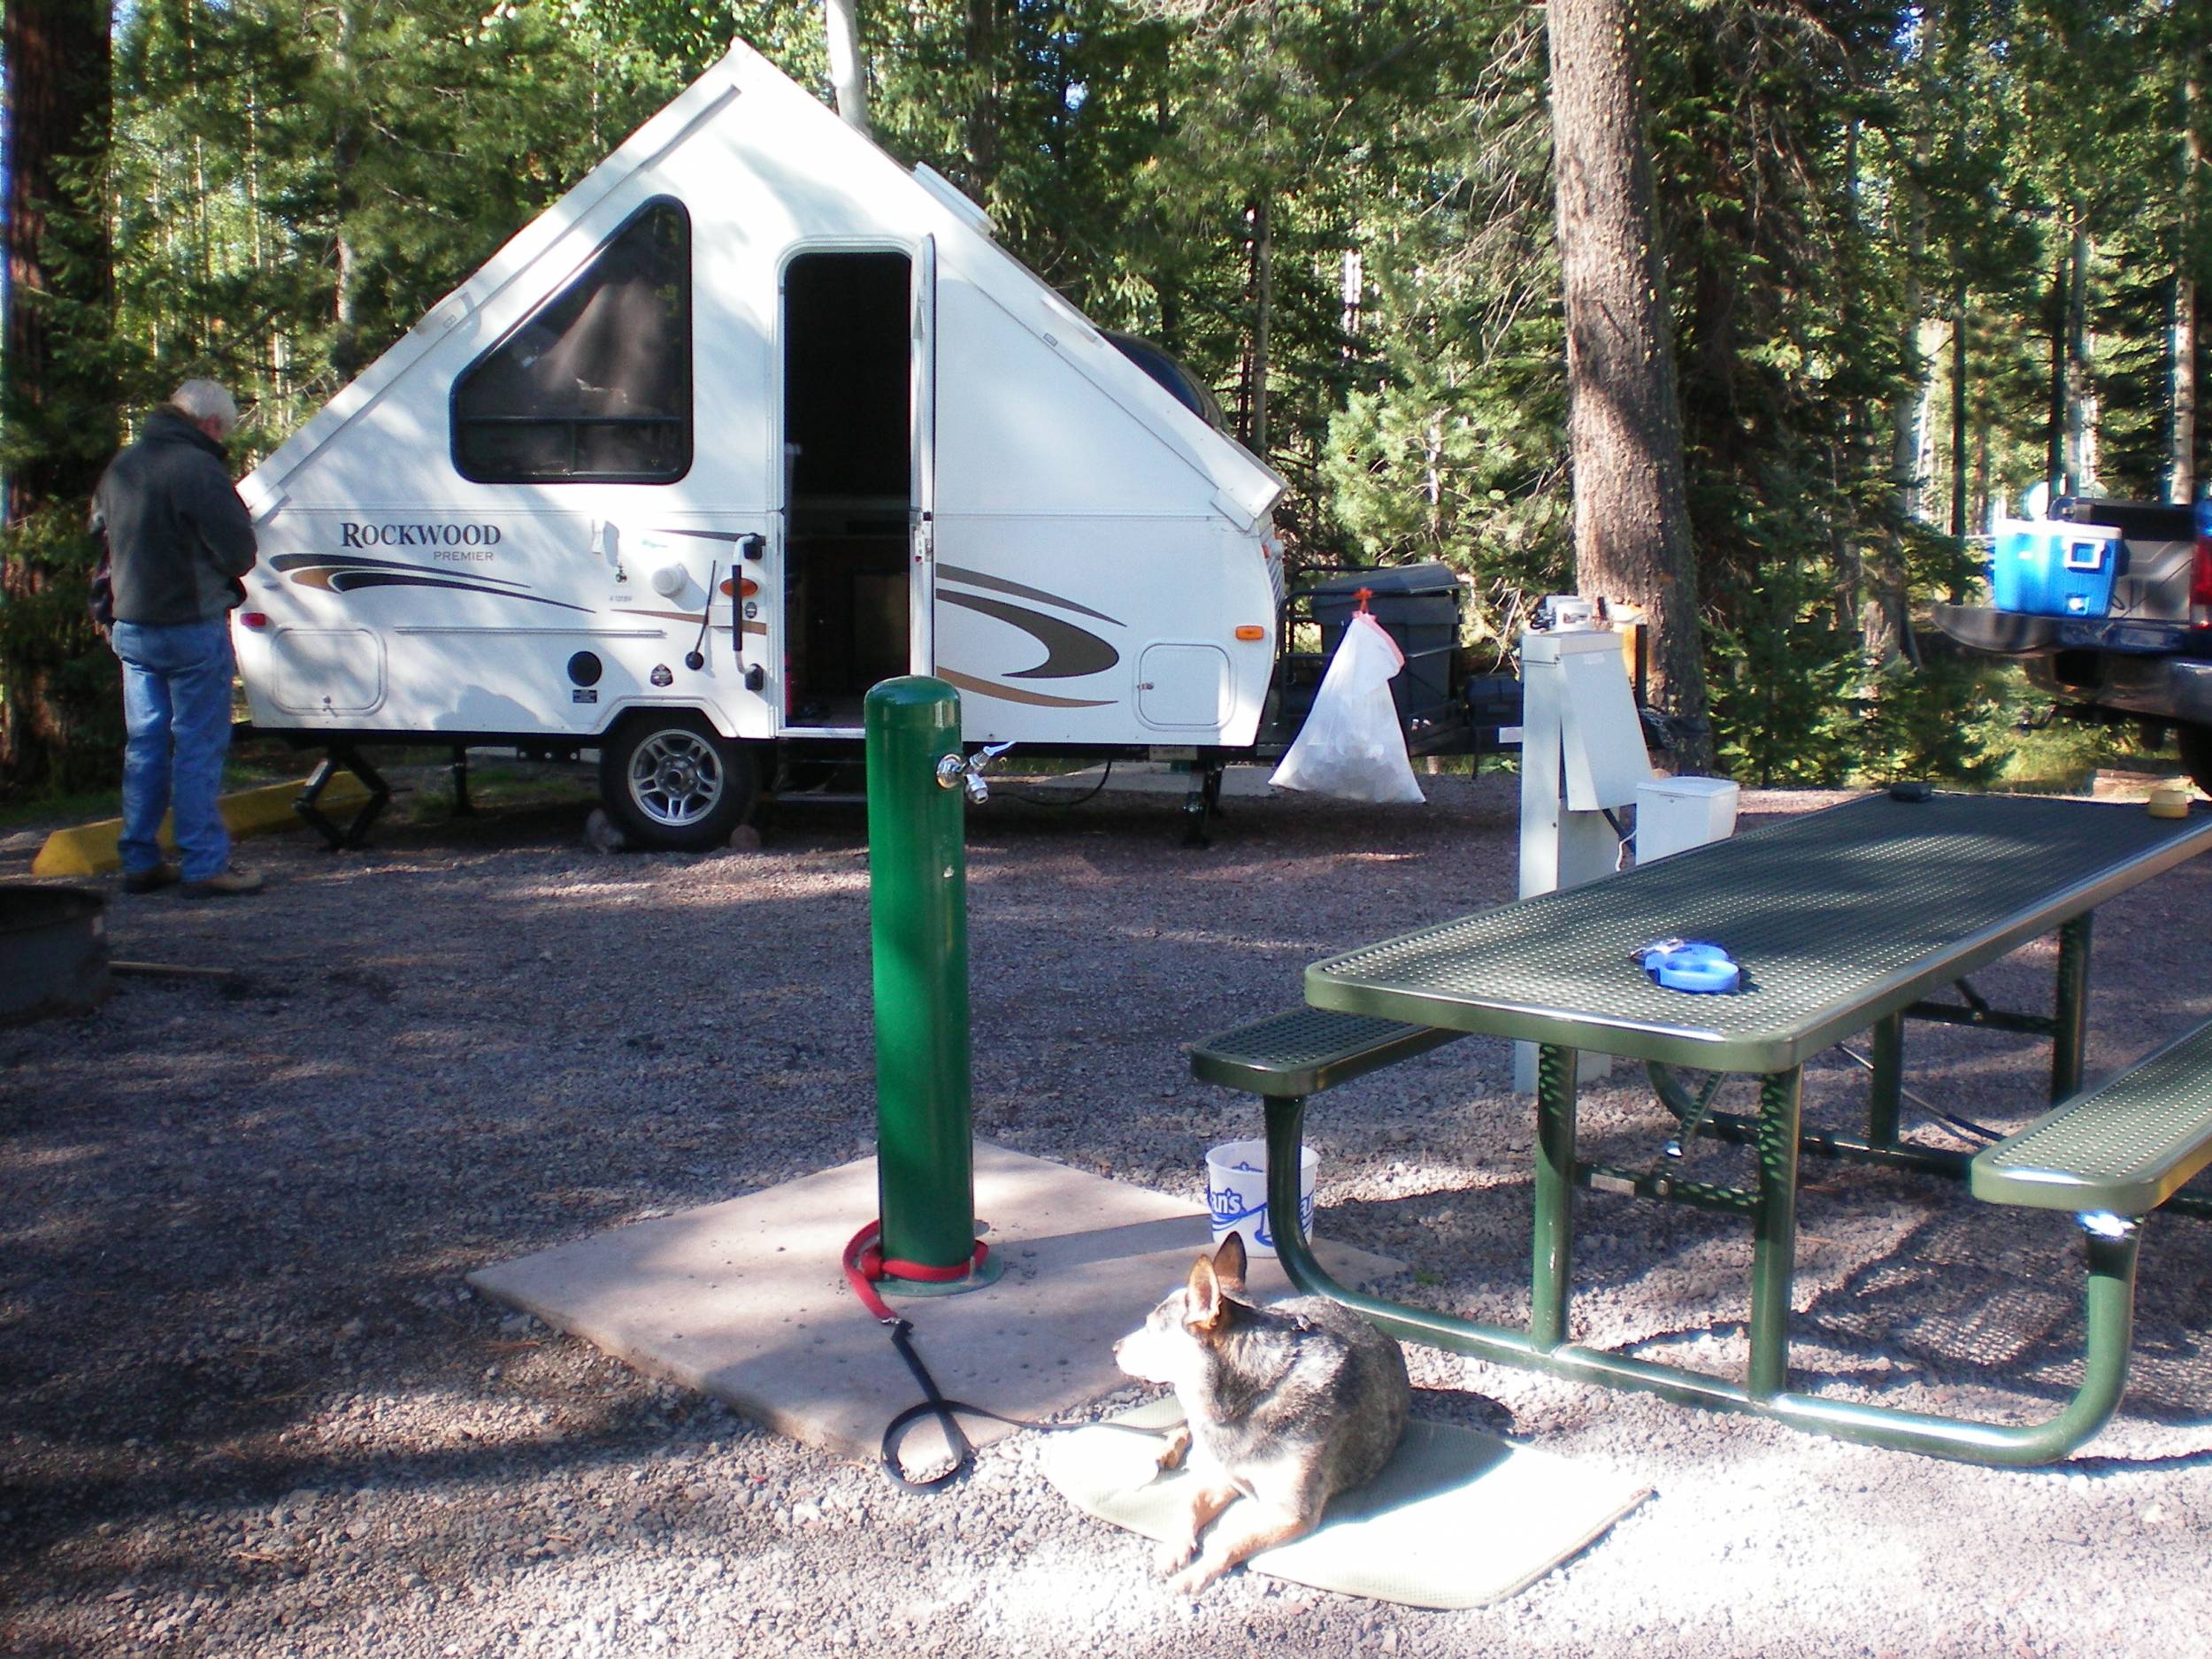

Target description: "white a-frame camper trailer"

left=234, top=40, right=1289, bottom=848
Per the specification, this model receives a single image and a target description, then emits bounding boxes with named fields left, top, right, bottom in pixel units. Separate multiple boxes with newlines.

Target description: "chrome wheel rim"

left=628, top=730, right=724, bottom=828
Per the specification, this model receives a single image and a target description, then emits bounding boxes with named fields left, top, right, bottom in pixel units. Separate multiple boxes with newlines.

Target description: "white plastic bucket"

left=1205, top=1139, right=1318, bottom=1258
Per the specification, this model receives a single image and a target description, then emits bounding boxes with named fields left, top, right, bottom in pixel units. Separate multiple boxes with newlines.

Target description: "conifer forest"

left=2, top=0, right=2208, bottom=793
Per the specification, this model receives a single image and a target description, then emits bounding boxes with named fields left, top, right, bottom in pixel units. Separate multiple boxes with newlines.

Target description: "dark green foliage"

left=0, top=510, right=126, bottom=790
left=108, top=0, right=673, bottom=436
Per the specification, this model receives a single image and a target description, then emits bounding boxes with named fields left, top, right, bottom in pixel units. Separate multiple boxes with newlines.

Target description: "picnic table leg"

left=1865, top=1011, right=1904, bottom=1150
left=1771, top=1220, right=2141, bottom=1463
left=1259, top=1094, right=1543, bottom=1370
left=1531, top=1043, right=1579, bottom=1349
left=1257, top=1076, right=2138, bottom=1463
left=2052, top=915, right=2092, bottom=1102
left=1263, top=1097, right=1319, bottom=1301
left=1747, top=1066, right=1804, bottom=1399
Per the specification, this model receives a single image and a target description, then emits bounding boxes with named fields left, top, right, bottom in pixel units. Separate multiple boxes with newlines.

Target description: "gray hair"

left=170, top=379, right=240, bottom=437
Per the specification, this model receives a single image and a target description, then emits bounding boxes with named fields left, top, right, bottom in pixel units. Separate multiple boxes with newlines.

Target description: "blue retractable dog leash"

left=1636, top=938, right=1742, bottom=995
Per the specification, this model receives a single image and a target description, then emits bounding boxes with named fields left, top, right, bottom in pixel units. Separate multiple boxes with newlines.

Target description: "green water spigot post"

left=864, top=676, right=997, bottom=1288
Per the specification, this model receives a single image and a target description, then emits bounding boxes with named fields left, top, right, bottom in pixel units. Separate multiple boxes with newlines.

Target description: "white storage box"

left=1635, top=775, right=1740, bottom=864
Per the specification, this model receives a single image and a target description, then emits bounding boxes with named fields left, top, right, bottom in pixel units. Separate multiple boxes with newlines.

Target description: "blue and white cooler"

left=1988, top=517, right=2122, bottom=618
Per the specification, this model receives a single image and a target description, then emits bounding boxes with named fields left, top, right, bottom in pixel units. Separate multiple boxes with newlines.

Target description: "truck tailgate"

left=1934, top=604, right=2191, bottom=658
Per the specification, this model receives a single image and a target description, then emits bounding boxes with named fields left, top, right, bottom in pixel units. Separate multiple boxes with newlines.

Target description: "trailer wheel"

left=2177, top=723, right=2212, bottom=799
left=599, top=711, right=758, bottom=851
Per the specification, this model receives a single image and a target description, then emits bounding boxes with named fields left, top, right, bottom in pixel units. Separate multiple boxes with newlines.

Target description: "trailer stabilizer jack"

left=296, top=744, right=392, bottom=850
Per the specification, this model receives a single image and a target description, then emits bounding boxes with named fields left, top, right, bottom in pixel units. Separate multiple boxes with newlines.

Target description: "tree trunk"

left=2174, top=70, right=2202, bottom=504
left=4, top=0, right=112, bottom=518
left=823, top=0, right=870, bottom=133
left=2047, top=242, right=2067, bottom=495
left=332, top=217, right=362, bottom=385
left=1833, top=117, right=1867, bottom=649
left=1871, top=173, right=1930, bottom=670
left=329, top=4, right=364, bottom=384
left=961, top=0, right=999, bottom=196
left=1950, top=283, right=1970, bottom=544
left=1246, top=194, right=1272, bottom=459
left=2, top=0, right=117, bottom=791
left=2178, top=273, right=2200, bottom=506
left=2066, top=220, right=2097, bottom=492
left=1939, top=0, right=1975, bottom=547
left=1545, top=0, right=1711, bottom=767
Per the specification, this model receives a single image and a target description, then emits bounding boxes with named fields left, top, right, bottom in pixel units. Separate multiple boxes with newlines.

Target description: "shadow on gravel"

left=1797, top=1202, right=2212, bottom=1425
left=0, top=1399, right=688, bottom=1568
left=1321, top=1172, right=2212, bottom=1451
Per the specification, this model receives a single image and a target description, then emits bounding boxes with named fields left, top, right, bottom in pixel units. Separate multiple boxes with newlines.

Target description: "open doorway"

left=781, top=250, right=913, bottom=727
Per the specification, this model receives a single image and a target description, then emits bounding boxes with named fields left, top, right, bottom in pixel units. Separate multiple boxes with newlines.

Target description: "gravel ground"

left=4, top=772, right=2212, bottom=1659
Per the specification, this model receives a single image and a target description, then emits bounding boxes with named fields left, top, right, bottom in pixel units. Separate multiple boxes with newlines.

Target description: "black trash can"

left=1305, top=563, right=1464, bottom=729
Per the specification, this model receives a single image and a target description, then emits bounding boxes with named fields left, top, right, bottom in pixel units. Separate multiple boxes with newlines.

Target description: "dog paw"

left=1166, top=1558, right=1225, bottom=1600
left=1152, top=1425, right=1191, bottom=1475
left=1152, top=1536, right=1198, bottom=1575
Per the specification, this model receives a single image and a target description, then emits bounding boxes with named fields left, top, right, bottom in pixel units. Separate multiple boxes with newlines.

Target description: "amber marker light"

left=721, top=578, right=760, bottom=598
left=1234, top=625, right=1266, bottom=641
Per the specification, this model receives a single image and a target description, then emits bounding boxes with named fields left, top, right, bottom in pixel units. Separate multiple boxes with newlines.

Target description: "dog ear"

left=1185, top=1253, right=1225, bottom=1332
left=1211, top=1231, right=1248, bottom=1293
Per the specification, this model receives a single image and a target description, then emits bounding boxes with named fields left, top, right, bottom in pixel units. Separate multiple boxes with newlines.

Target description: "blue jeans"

left=111, top=618, right=235, bottom=881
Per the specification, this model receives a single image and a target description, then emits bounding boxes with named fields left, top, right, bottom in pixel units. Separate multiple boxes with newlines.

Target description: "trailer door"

left=910, top=235, right=938, bottom=677
left=782, top=249, right=915, bottom=730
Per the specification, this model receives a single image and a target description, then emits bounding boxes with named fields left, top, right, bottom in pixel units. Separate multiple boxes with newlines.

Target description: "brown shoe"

left=121, top=862, right=181, bottom=895
left=180, top=867, right=265, bottom=899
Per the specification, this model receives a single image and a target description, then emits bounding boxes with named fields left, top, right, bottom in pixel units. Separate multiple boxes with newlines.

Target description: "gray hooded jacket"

left=93, top=406, right=257, bottom=626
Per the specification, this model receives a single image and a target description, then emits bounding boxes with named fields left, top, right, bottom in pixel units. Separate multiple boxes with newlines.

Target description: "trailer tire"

left=599, top=710, right=758, bottom=851
left=2177, top=722, right=2212, bottom=799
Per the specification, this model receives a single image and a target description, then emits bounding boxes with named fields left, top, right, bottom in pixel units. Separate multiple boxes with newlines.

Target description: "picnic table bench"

left=1189, top=791, right=2212, bottom=1463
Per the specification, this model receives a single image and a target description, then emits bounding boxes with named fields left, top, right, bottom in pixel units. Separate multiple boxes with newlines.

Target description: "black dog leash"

left=844, top=1223, right=1163, bottom=1491
left=877, top=1317, right=1054, bottom=1490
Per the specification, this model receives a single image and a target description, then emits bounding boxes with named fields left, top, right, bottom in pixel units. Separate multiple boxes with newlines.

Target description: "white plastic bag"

left=1271, top=611, right=1425, bottom=804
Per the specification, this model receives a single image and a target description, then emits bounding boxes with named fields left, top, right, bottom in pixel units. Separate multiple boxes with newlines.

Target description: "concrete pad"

left=470, top=1141, right=1402, bottom=1469
left=31, top=774, right=370, bottom=877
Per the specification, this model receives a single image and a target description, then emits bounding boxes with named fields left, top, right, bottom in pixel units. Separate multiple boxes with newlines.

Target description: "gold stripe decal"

left=626, top=608, right=766, bottom=636
left=937, top=669, right=1115, bottom=709
left=936, top=564, right=1122, bottom=626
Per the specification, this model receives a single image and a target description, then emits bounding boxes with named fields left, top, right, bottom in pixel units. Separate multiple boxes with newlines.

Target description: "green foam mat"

left=1044, top=1398, right=1650, bottom=1609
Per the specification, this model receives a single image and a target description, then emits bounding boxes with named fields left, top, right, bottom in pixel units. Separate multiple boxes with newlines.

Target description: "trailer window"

left=452, top=200, right=691, bottom=483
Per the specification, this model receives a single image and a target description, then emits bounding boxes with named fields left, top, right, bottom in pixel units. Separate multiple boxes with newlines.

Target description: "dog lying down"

left=1112, top=1233, right=1411, bottom=1597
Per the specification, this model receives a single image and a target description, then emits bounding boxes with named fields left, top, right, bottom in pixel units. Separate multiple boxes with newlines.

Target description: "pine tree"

left=2, top=0, right=119, bottom=791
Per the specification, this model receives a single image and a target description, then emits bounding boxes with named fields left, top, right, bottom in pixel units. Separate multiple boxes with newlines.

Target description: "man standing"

left=94, top=380, right=263, bottom=897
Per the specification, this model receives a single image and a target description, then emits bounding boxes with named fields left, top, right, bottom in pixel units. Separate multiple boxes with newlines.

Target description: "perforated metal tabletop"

left=1307, top=792, right=2212, bottom=1073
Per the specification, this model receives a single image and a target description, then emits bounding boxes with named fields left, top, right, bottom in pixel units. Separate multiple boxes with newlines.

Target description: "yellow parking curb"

left=30, top=775, right=373, bottom=878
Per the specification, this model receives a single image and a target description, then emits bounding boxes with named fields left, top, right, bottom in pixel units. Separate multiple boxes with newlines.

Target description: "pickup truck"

left=1934, top=496, right=2212, bottom=792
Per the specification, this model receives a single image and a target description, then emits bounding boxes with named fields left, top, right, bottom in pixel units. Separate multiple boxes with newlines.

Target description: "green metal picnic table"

left=1288, top=790, right=2212, bottom=1462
